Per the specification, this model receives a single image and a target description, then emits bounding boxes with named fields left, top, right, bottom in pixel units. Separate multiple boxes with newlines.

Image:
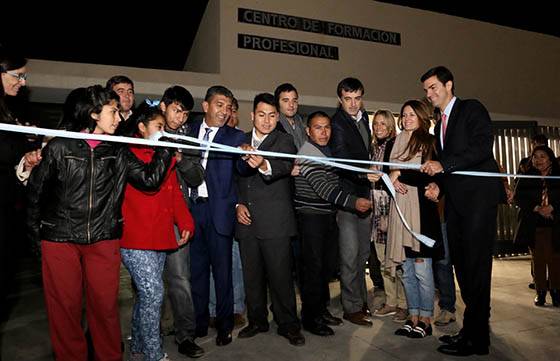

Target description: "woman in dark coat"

left=515, top=145, right=560, bottom=307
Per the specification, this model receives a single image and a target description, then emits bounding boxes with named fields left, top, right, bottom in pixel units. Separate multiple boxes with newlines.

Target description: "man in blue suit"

left=188, top=86, right=246, bottom=346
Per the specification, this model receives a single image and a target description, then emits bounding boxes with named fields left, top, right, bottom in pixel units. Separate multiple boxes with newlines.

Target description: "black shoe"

left=528, top=282, right=536, bottom=289
left=278, top=328, right=306, bottom=346
left=216, top=331, right=232, bottom=346
left=320, top=309, right=343, bottom=326
left=535, top=290, right=547, bottom=306
left=362, top=303, right=372, bottom=317
left=437, top=340, right=489, bottom=356
left=408, top=321, right=432, bottom=338
left=394, top=320, right=414, bottom=337
left=302, top=321, right=334, bottom=336
left=439, top=332, right=464, bottom=345
left=177, top=339, right=205, bottom=358
left=238, top=323, right=269, bottom=338
left=550, top=289, right=559, bottom=307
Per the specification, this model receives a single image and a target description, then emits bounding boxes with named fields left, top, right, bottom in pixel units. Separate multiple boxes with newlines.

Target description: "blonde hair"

left=371, top=109, right=397, bottom=145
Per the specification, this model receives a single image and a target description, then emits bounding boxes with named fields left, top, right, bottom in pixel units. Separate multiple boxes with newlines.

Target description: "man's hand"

left=247, top=154, right=266, bottom=170
left=291, top=164, right=301, bottom=176
left=177, top=230, right=191, bottom=246
left=424, top=182, right=440, bottom=202
left=23, top=149, right=42, bottom=171
left=355, top=198, right=372, bottom=212
left=420, top=160, right=443, bottom=176
left=236, top=204, right=252, bottom=225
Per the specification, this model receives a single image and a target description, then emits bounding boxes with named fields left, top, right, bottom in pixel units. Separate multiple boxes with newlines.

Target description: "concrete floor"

left=1, top=256, right=559, bottom=361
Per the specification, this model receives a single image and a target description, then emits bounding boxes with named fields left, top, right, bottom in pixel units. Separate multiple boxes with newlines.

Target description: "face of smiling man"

left=252, top=102, right=278, bottom=138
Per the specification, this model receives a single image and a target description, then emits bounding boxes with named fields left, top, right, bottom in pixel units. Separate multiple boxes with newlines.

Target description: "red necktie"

left=442, top=113, right=448, bottom=141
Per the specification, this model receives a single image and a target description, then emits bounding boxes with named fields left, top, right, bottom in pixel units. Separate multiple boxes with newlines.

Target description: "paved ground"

left=1, top=256, right=559, bottom=361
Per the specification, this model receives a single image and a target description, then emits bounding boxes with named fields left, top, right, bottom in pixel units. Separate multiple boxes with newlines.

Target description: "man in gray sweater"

left=294, top=111, right=371, bottom=336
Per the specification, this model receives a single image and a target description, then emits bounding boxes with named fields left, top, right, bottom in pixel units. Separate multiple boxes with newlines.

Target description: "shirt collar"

left=442, top=96, right=457, bottom=119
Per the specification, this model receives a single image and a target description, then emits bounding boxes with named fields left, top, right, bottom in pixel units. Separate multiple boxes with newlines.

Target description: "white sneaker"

left=434, top=310, right=456, bottom=326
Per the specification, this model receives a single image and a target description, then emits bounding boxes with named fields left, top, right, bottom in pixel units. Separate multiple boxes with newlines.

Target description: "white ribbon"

left=4, top=123, right=557, bottom=248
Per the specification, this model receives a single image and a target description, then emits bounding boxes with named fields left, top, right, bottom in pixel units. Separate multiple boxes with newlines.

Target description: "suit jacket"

left=236, top=130, right=297, bottom=239
left=188, top=121, right=246, bottom=236
left=435, top=98, right=503, bottom=211
left=328, top=108, right=372, bottom=199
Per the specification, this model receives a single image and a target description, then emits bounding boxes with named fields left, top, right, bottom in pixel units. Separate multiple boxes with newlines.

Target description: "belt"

left=191, top=197, right=209, bottom=204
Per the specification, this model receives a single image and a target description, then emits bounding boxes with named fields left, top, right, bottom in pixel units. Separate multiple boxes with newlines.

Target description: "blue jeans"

left=164, top=236, right=196, bottom=343
left=337, top=210, right=371, bottom=313
left=121, top=249, right=167, bottom=361
left=209, top=240, right=245, bottom=316
left=402, top=257, right=435, bottom=318
left=434, top=223, right=456, bottom=312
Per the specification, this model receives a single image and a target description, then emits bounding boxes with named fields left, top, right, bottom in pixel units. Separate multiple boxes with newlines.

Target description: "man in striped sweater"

left=294, top=111, right=372, bottom=336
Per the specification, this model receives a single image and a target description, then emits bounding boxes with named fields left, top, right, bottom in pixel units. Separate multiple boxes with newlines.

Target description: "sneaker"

left=373, top=304, right=397, bottom=317
left=394, top=320, right=414, bottom=336
left=434, top=310, right=456, bottom=326
left=159, top=353, right=172, bottom=361
left=408, top=321, right=432, bottom=338
left=392, top=307, right=408, bottom=323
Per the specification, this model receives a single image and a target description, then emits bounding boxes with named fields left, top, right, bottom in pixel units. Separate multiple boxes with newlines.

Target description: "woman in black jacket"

left=514, top=145, right=560, bottom=307
left=27, top=85, right=173, bottom=360
left=0, top=47, right=32, bottom=303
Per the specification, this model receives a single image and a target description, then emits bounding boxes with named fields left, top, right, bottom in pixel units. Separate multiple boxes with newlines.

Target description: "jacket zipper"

left=87, top=147, right=94, bottom=243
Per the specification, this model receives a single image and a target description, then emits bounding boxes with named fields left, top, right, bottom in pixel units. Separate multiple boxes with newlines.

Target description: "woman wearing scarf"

left=385, top=100, right=442, bottom=338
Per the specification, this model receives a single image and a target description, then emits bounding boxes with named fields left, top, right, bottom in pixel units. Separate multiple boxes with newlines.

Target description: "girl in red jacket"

left=120, top=101, right=194, bottom=361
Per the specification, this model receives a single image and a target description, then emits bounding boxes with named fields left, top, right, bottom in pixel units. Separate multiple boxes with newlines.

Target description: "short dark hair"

left=531, top=133, right=548, bottom=146
left=204, top=85, right=234, bottom=102
left=161, top=85, right=194, bottom=111
left=253, top=93, right=276, bottom=112
left=59, top=87, right=87, bottom=131
left=105, top=75, right=134, bottom=90
left=306, top=111, right=330, bottom=127
left=232, top=97, right=239, bottom=110
left=336, top=77, right=364, bottom=97
left=420, top=66, right=455, bottom=94
left=74, top=85, right=119, bottom=132
left=274, top=83, right=298, bottom=107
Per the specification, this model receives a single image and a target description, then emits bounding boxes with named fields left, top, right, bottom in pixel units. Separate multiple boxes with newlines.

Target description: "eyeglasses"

left=4, top=71, right=28, bottom=81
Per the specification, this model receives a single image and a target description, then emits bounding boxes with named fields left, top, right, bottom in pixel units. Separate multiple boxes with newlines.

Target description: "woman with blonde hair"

left=367, top=110, right=408, bottom=322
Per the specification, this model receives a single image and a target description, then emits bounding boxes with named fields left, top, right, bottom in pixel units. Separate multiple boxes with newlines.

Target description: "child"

left=120, top=100, right=195, bottom=361
left=27, top=85, right=173, bottom=361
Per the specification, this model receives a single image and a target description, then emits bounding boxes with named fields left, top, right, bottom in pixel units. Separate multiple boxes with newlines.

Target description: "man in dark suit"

left=420, top=66, right=502, bottom=356
left=188, top=86, right=246, bottom=347
left=235, top=93, right=305, bottom=346
left=328, top=77, right=373, bottom=326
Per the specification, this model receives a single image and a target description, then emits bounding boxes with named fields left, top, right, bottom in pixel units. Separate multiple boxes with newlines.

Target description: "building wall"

left=27, top=0, right=560, bottom=131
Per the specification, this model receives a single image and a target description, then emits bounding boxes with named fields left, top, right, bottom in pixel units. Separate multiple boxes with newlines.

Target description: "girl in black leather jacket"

left=26, top=85, right=172, bottom=360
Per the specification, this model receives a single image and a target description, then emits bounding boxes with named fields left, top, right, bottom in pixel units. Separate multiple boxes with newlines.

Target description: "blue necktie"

left=190, top=127, right=212, bottom=200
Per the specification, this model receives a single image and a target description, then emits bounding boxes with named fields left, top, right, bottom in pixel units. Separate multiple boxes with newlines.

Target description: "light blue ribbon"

left=3, top=123, right=558, bottom=248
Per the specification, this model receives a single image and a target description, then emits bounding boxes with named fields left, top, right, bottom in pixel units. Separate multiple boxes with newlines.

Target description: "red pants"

left=42, top=240, right=122, bottom=361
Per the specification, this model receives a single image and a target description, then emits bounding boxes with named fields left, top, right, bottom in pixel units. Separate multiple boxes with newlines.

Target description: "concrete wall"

left=27, top=0, right=560, bottom=130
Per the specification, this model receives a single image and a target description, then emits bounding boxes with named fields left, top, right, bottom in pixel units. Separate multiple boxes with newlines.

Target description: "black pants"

left=297, top=212, right=339, bottom=323
left=447, top=202, right=497, bottom=348
left=239, top=235, right=300, bottom=332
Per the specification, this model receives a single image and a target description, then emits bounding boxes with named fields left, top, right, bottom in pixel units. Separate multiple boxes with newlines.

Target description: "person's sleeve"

left=172, top=170, right=195, bottom=236
left=124, top=146, right=173, bottom=191
left=26, top=142, right=56, bottom=246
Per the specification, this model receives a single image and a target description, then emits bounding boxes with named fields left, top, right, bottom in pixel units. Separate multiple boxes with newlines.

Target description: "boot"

left=534, top=290, right=546, bottom=306
left=550, top=289, right=559, bottom=307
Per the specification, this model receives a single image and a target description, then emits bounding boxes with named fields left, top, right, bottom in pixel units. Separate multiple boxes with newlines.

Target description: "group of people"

left=2, top=42, right=557, bottom=361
